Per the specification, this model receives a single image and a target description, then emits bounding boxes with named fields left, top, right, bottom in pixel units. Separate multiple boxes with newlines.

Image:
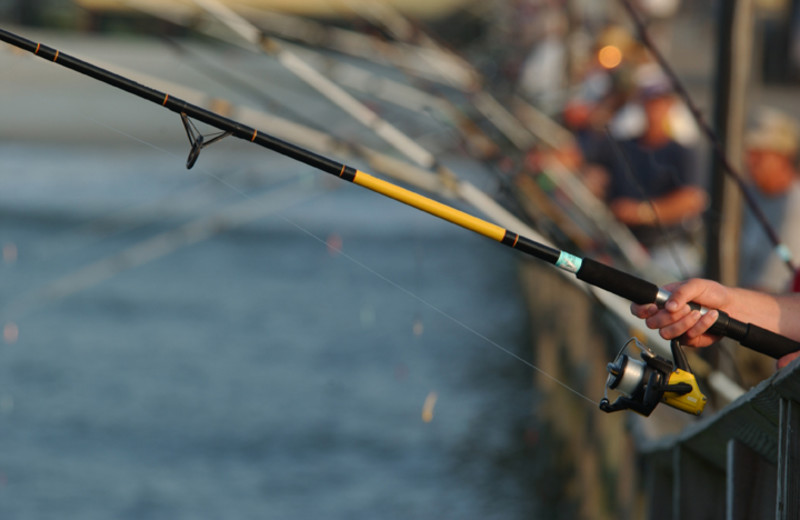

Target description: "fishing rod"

left=2, top=28, right=795, bottom=417
left=617, top=0, right=797, bottom=276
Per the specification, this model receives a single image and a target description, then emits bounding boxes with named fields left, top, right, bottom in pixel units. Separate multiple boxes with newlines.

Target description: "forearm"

left=723, top=287, right=800, bottom=341
left=610, top=187, right=707, bottom=226
left=650, top=186, right=707, bottom=225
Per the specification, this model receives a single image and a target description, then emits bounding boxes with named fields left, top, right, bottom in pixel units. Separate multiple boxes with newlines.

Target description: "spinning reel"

left=600, top=338, right=707, bottom=416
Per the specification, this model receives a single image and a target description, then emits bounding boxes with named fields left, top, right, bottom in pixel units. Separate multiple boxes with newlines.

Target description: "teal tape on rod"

left=556, top=252, right=582, bottom=273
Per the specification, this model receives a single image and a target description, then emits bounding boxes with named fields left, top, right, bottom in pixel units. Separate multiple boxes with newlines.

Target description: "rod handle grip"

left=705, top=309, right=800, bottom=359
left=575, top=258, right=659, bottom=304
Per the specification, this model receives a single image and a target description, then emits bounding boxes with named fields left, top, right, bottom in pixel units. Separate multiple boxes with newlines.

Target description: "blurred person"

left=630, top=277, right=800, bottom=370
left=594, top=67, right=707, bottom=277
left=739, top=107, right=800, bottom=293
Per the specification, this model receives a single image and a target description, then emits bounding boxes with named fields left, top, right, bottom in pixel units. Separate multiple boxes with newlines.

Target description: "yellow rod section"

left=352, top=170, right=508, bottom=242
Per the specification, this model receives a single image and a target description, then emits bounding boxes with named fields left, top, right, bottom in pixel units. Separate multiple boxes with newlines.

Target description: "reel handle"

left=575, top=258, right=800, bottom=359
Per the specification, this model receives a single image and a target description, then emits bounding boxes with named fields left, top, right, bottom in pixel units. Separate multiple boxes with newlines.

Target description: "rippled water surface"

left=0, top=144, right=544, bottom=519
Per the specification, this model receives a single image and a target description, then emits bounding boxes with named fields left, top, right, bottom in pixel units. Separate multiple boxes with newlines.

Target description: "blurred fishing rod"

left=618, top=0, right=797, bottom=276
left=2, top=28, right=796, bottom=363
left=4, top=176, right=322, bottom=321
left=187, top=0, right=464, bottom=183
left=235, top=3, right=479, bottom=90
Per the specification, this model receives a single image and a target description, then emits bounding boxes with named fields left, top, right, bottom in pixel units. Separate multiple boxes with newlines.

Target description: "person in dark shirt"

left=597, top=72, right=707, bottom=276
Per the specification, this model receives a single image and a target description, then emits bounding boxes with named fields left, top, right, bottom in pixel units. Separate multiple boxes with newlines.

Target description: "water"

left=0, top=144, right=542, bottom=519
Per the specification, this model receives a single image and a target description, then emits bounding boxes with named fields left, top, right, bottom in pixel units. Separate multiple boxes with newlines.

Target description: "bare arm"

left=611, top=186, right=707, bottom=226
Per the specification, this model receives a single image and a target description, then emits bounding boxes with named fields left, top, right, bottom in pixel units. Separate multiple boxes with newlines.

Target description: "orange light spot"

left=422, top=391, right=438, bottom=423
left=598, top=45, right=623, bottom=69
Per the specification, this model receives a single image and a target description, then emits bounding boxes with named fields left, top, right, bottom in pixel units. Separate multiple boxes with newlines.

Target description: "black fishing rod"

left=2, top=28, right=797, bottom=361
left=618, top=0, right=797, bottom=276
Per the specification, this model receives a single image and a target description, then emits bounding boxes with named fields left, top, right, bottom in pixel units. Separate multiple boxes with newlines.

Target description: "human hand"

left=610, top=197, right=657, bottom=226
left=630, top=278, right=731, bottom=347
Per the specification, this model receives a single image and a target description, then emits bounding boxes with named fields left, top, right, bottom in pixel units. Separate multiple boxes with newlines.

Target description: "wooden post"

left=706, top=0, right=753, bottom=286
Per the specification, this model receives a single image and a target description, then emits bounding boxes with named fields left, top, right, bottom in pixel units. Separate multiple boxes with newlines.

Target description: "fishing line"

left=285, top=218, right=599, bottom=406
left=118, top=118, right=600, bottom=406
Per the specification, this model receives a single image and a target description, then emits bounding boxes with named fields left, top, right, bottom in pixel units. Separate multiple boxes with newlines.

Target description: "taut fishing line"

left=285, top=219, right=599, bottom=406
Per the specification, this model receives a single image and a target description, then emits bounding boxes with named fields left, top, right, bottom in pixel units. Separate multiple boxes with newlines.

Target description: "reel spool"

left=599, top=338, right=706, bottom=416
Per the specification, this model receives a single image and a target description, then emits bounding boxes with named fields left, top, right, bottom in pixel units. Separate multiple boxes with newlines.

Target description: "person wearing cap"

left=594, top=67, right=708, bottom=276
left=739, top=107, right=800, bottom=292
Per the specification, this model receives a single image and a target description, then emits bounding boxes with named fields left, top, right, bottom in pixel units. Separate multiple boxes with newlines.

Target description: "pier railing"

left=638, top=356, right=800, bottom=520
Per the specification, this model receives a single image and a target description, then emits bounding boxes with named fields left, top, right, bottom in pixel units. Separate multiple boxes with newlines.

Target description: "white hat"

left=746, top=107, right=799, bottom=155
